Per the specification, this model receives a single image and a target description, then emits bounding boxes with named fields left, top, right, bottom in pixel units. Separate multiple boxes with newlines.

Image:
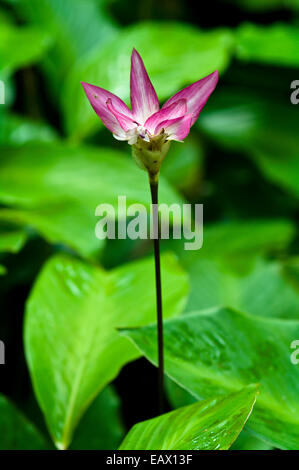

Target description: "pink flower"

left=81, top=49, right=218, bottom=146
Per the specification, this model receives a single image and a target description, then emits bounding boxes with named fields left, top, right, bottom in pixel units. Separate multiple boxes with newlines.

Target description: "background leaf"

left=0, top=394, right=48, bottom=450
left=236, top=23, right=299, bottom=68
left=0, top=144, right=183, bottom=258
left=199, top=86, right=299, bottom=198
left=70, top=386, right=124, bottom=450
left=181, top=257, right=299, bottom=319
left=0, top=23, right=52, bottom=78
left=0, top=227, right=27, bottom=253
left=0, top=113, right=58, bottom=146
left=8, top=0, right=118, bottom=84
left=231, top=429, right=273, bottom=450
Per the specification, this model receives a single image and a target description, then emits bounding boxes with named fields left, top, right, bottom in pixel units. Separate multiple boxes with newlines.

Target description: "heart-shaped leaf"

left=25, top=252, right=189, bottom=449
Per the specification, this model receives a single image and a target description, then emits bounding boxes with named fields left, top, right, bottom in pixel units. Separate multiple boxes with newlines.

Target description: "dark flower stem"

left=149, top=177, right=164, bottom=415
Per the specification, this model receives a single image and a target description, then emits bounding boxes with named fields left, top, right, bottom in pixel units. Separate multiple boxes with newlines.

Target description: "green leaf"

left=165, top=378, right=271, bottom=450
left=0, top=394, right=48, bottom=450
left=25, top=252, right=189, bottom=449
left=70, top=386, right=124, bottom=450
left=63, top=22, right=234, bottom=138
left=0, top=113, right=58, bottom=146
left=0, top=228, right=27, bottom=253
left=162, top=137, right=203, bottom=193
left=199, top=87, right=299, bottom=198
left=171, top=218, right=295, bottom=277
left=251, top=142, right=299, bottom=200
left=231, top=429, right=273, bottom=450
left=183, top=257, right=299, bottom=320
left=0, top=23, right=52, bottom=78
left=119, top=385, right=258, bottom=450
left=122, top=307, right=299, bottom=449
left=165, top=377, right=197, bottom=409
left=200, top=87, right=298, bottom=151
left=0, top=203, right=105, bottom=259
left=197, top=219, right=294, bottom=261
left=236, top=23, right=299, bottom=68
left=0, top=264, right=6, bottom=275
left=199, top=88, right=267, bottom=150
left=0, top=144, right=183, bottom=258
left=9, top=0, right=118, bottom=83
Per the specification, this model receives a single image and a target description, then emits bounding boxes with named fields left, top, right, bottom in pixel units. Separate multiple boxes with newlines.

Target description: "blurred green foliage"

left=0, top=0, right=299, bottom=451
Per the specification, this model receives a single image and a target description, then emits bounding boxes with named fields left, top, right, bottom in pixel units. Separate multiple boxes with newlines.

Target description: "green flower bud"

left=131, top=132, right=171, bottom=183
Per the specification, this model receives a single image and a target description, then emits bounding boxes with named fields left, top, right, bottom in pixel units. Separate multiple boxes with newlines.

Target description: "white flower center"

left=136, top=125, right=150, bottom=142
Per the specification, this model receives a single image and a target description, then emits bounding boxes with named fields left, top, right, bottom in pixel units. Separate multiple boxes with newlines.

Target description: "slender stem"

left=150, top=177, right=164, bottom=414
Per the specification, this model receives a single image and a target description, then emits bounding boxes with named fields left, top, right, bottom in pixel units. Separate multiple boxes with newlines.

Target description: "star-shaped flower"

left=81, top=49, right=218, bottom=147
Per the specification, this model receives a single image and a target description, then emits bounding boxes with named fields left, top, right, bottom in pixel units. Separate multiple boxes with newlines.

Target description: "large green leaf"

left=25, top=252, right=189, bottom=449
left=0, top=144, right=183, bottom=258
left=122, top=307, right=299, bottom=449
left=9, top=0, right=118, bottom=84
left=251, top=140, right=299, bottom=200
left=199, top=88, right=268, bottom=151
left=0, top=394, right=48, bottom=450
left=0, top=228, right=27, bottom=253
left=162, top=136, right=203, bottom=193
left=165, top=378, right=271, bottom=450
left=199, top=87, right=299, bottom=198
left=119, top=385, right=257, bottom=450
left=236, top=23, right=299, bottom=68
left=71, top=386, right=124, bottom=450
left=0, top=23, right=52, bottom=78
left=0, top=113, right=58, bottom=146
left=199, top=87, right=298, bottom=152
left=196, top=219, right=294, bottom=261
left=63, top=22, right=234, bottom=138
left=169, top=218, right=294, bottom=276
left=0, top=224, right=27, bottom=275
left=231, top=429, right=273, bottom=450
left=183, top=257, right=299, bottom=319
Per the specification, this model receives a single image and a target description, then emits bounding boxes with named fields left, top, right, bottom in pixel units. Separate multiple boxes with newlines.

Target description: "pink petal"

left=81, top=82, right=133, bottom=136
left=144, top=99, right=187, bottom=134
left=162, top=71, right=218, bottom=126
left=130, top=48, right=159, bottom=125
left=106, top=98, right=136, bottom=132
left=155, top=114, right=193, bottom=141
